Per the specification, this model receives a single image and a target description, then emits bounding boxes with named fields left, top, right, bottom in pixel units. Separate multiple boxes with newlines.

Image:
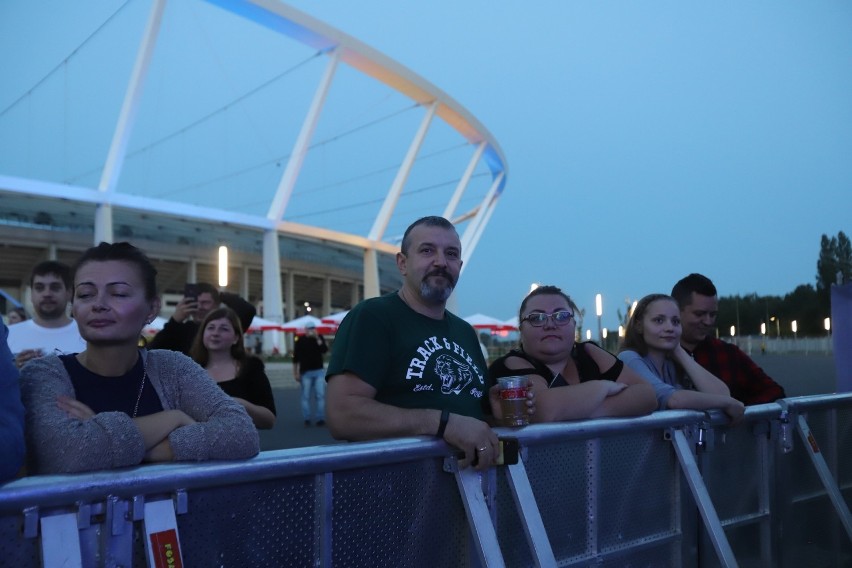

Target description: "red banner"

left=149, top=528, right=183, bottom=568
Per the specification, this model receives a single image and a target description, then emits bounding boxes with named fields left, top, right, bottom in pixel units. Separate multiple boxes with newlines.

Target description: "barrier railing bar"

left=586, top=439, right=599, bottom=557
left=504, top=456, right=557, bottom=568
left=671, top=429, right=738, bottom=568
left=562, top=530, right=682, bottom=567
left=105, top=496, right=134, bottom=568
left=756, top=424, right=775, bottom=566
left=794, top=415, right=852, bottom=541
left=453, top=462, right=506, bottom=568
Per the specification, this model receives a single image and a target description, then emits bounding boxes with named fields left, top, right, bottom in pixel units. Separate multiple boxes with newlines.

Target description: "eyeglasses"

left=521, top=310, right=575, bottom=327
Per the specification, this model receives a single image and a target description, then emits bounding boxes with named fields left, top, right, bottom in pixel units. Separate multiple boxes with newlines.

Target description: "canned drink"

left=497, top=375, right=530, bottom=427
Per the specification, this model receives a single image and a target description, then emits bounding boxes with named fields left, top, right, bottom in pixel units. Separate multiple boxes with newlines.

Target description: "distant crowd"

left=1, top=215, right=786, bottom=481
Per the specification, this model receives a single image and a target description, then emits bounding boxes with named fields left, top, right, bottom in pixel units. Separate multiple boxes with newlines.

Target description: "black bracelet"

left=436, top=409, right=450, bottom=439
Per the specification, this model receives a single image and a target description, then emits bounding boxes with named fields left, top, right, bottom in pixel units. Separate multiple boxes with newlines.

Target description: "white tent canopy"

left=321, top=310, right=350, bottom=325
left=464, top=313, right=517, bottom=331
left=248, top=316, right=285, bottom=331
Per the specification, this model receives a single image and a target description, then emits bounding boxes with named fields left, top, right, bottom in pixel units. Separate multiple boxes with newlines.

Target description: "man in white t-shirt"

left=8, top=261, right=86, bottom=368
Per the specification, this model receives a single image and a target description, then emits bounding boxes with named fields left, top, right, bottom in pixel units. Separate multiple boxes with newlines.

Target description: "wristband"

left=436, top=409, right=450, bottom=439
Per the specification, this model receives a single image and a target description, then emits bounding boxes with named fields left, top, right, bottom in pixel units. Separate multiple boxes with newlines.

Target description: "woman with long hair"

left=190, top=308, right=276, bottom=429
left=618, top=293, right=744, bottom=421
left=489, top=285, right=656, bottom=422
left=20, top=242, right=259, bottom=474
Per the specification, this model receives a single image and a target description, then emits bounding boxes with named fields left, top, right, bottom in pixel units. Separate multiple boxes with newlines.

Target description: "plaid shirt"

left=689, top=338, right=786, bottom=405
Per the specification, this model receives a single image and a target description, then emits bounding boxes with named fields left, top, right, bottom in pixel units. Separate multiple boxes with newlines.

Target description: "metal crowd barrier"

left=0, top=394, right=850, bottom=567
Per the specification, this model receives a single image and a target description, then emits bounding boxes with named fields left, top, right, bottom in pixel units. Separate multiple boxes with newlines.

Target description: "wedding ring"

left=478, top=446, right=488, bottom=452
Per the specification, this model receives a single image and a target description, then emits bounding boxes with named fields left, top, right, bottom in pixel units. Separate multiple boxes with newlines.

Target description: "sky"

left=282, top=1, right=852, bottom=329
left=4, top=1, right=852, bottom=332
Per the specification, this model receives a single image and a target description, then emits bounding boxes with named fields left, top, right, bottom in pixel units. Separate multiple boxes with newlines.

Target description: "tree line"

left=716, top=231, right=850, bottom=337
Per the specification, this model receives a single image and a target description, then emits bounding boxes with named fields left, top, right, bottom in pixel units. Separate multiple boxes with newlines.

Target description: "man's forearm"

left=326, top=395, right=440, bottom=442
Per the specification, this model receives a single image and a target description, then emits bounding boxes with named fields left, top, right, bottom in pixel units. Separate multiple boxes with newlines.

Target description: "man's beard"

left=420, top=270, right=456, bottom=304
left=36, top=300, right=67, bottom=321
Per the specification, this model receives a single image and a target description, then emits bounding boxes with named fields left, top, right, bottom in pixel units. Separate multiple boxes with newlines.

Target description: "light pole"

left=770, top=316, right=780, bottom=338
left=791, top=320, right=798, bottom=341
left=760, top=322, right=767, bottom=354
left=595, top=293, right=603, bottom=343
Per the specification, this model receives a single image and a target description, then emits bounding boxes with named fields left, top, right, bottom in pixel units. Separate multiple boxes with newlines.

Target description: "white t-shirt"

left=7, top=319, right=87, bottom=356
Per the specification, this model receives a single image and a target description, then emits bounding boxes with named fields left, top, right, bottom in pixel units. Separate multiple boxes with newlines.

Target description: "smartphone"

left=183, top=283, right=199, bottom=301
left=495, top=437, right=519, bottom=466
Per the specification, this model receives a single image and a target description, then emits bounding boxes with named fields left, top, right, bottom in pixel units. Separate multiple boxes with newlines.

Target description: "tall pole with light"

left=791, top=320, right=798, bottom=341
left=595, top=293, right=603, bottom=344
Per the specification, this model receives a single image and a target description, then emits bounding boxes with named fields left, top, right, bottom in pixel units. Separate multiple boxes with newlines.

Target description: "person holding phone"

left=149, top=282, right=256, bottom=355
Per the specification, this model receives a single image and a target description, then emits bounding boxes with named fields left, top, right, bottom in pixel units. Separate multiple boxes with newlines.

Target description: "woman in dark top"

left=191, top=308, right=276, bottom=429
left=489, top=285, right=656, bottom=422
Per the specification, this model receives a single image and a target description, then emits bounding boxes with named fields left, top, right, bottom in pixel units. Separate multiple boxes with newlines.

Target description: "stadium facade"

left=0, top=0, right=506, bottom=324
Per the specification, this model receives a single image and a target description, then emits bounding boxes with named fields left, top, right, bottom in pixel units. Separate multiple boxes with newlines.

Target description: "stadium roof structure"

left=0, top=0, right=507, bottom=321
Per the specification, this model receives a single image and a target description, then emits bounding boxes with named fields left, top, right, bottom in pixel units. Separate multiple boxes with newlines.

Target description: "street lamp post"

left=595, top=294, right=603, bottom=343
left=791, top=320, right=797, bottom=341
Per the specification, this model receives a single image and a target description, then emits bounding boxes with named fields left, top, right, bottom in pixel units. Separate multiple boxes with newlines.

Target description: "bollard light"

left=730, top=325, right=735, bottom=337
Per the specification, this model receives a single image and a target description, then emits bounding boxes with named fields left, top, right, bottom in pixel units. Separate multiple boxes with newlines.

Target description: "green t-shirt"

left=326, top=293, right=488, bottom=419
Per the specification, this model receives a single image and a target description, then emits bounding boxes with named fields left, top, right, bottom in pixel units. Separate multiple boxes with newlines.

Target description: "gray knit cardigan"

left=21, top=349, right=260, bottom=474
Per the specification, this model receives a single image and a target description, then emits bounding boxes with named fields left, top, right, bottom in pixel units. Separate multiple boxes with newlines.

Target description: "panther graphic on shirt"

left=405, top=335, right=485, bottom=397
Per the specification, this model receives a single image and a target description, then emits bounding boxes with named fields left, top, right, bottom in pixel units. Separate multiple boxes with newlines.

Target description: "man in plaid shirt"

left=672, top=274, right=786, bottom=405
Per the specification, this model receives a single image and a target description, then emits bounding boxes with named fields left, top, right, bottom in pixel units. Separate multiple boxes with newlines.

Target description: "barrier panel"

left=1, top=394, right=850, bottom=567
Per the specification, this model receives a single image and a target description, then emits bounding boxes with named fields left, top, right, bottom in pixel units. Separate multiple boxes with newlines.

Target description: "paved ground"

left=259, top=353, right=841, bottom=451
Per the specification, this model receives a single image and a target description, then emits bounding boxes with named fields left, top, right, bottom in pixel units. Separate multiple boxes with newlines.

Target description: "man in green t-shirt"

left=326, top=216, right=508, bottom=470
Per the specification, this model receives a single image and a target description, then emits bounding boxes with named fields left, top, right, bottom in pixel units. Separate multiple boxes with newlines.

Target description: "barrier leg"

left=795, top=415, right=852, bottom=541
left=671, top=429, right=739, bottom=568
left=40, top=512, right=83, bottom=568
left=453, top=463, right=506, bottom=568
left=504, top=456, right=557, bottom=568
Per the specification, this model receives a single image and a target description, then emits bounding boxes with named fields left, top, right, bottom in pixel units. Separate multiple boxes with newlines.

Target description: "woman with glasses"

left=489, top=285, right=656, bottom=422
left=617, top=294, right=744, bottom=421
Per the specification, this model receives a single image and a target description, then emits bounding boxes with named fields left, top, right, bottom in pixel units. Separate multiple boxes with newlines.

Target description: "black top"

left=488, top=341, right=623, bottom=388
left=61, top=352, right=164, bottom=417
left=216, top=356, right=276, bottom=415
left=292, top=334, right=328, bottom=372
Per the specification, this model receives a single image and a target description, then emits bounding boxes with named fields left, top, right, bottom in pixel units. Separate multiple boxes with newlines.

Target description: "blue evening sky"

left=5, top=1, right=852, bottom=332
left=286, top=1, right=852, bottom=328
